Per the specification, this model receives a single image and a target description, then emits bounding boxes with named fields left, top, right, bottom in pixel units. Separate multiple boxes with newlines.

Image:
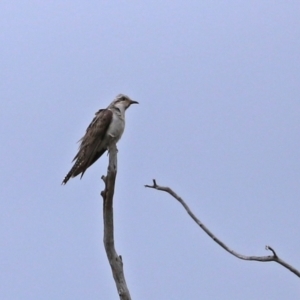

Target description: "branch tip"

left=144, top=179, right=158, bottom=189
left=266, top=245, right=278, bottom=257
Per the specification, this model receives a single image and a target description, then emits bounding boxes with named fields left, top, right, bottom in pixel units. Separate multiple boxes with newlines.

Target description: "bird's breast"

left=106, top=113, right=125, bottom=143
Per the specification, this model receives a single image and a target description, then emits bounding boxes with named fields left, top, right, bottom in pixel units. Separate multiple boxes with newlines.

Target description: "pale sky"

left=1, top=1, right=300, bottom=299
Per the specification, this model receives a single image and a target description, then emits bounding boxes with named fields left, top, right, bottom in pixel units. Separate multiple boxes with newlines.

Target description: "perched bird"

left=62, top=94, right=138, bottom=185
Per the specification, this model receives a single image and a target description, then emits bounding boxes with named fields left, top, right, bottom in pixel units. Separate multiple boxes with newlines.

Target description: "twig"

left=101, top=144, right=131, bottom=300
left=145, top=179, right=300, bottom=278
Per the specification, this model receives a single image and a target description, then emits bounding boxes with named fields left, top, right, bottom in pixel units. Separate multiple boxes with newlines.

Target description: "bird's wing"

left=73, top=108, right=113, bottom=176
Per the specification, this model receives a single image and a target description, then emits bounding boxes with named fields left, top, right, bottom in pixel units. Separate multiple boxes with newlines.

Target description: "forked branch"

left=145, top=179, right=300, bottom=278
left=101, top=144, right=131, bottom=300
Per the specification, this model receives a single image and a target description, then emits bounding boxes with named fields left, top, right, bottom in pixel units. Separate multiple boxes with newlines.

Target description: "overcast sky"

left=1, top=1, right=300, bottom=299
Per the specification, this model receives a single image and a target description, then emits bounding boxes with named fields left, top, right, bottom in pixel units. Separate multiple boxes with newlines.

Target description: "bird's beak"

left=129, top=100, right=139, bottom=105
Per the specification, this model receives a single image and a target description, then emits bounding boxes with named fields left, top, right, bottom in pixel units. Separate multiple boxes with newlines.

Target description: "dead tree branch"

left=145, top=179, right=300, bottom=278
left=101, top=144, right=131, bottom=300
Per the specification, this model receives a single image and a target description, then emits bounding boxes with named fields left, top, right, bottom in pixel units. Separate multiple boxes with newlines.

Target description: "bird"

left=62, top=94, right=138, bottom=185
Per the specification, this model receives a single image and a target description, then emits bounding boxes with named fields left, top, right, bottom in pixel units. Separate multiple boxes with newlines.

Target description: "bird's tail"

left=62, top=174, right=71, bottom=185
left=61, top=169, right=74, bottom=185
left=61, top=148, right=107, bottom=185
left=61, top=158, right=83, bottom=185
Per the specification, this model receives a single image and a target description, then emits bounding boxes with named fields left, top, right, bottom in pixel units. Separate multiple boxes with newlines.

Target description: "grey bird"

left=62, top=94, right=138, bottom=185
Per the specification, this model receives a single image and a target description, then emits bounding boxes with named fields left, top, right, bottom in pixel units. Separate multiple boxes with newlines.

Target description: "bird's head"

left=109, top=94, right=139, bottom=111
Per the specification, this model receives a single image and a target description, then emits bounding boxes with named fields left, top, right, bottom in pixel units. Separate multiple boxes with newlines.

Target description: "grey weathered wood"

left=101, top=144, right=131, bottom=300
left=145, top=179, right=300, bottom=278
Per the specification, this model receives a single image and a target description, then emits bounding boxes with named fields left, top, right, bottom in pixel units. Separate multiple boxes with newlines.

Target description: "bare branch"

left=101, top=144, right=131, bottom=300
left=145, top=179, right=300, bottom=278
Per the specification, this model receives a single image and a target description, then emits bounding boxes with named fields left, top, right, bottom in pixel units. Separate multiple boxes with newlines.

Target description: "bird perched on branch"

left=62, top=94, right=138, bottom=185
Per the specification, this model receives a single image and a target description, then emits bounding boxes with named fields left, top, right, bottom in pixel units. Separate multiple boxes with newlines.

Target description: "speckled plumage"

left=62, top=94, right=138, bottom=184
